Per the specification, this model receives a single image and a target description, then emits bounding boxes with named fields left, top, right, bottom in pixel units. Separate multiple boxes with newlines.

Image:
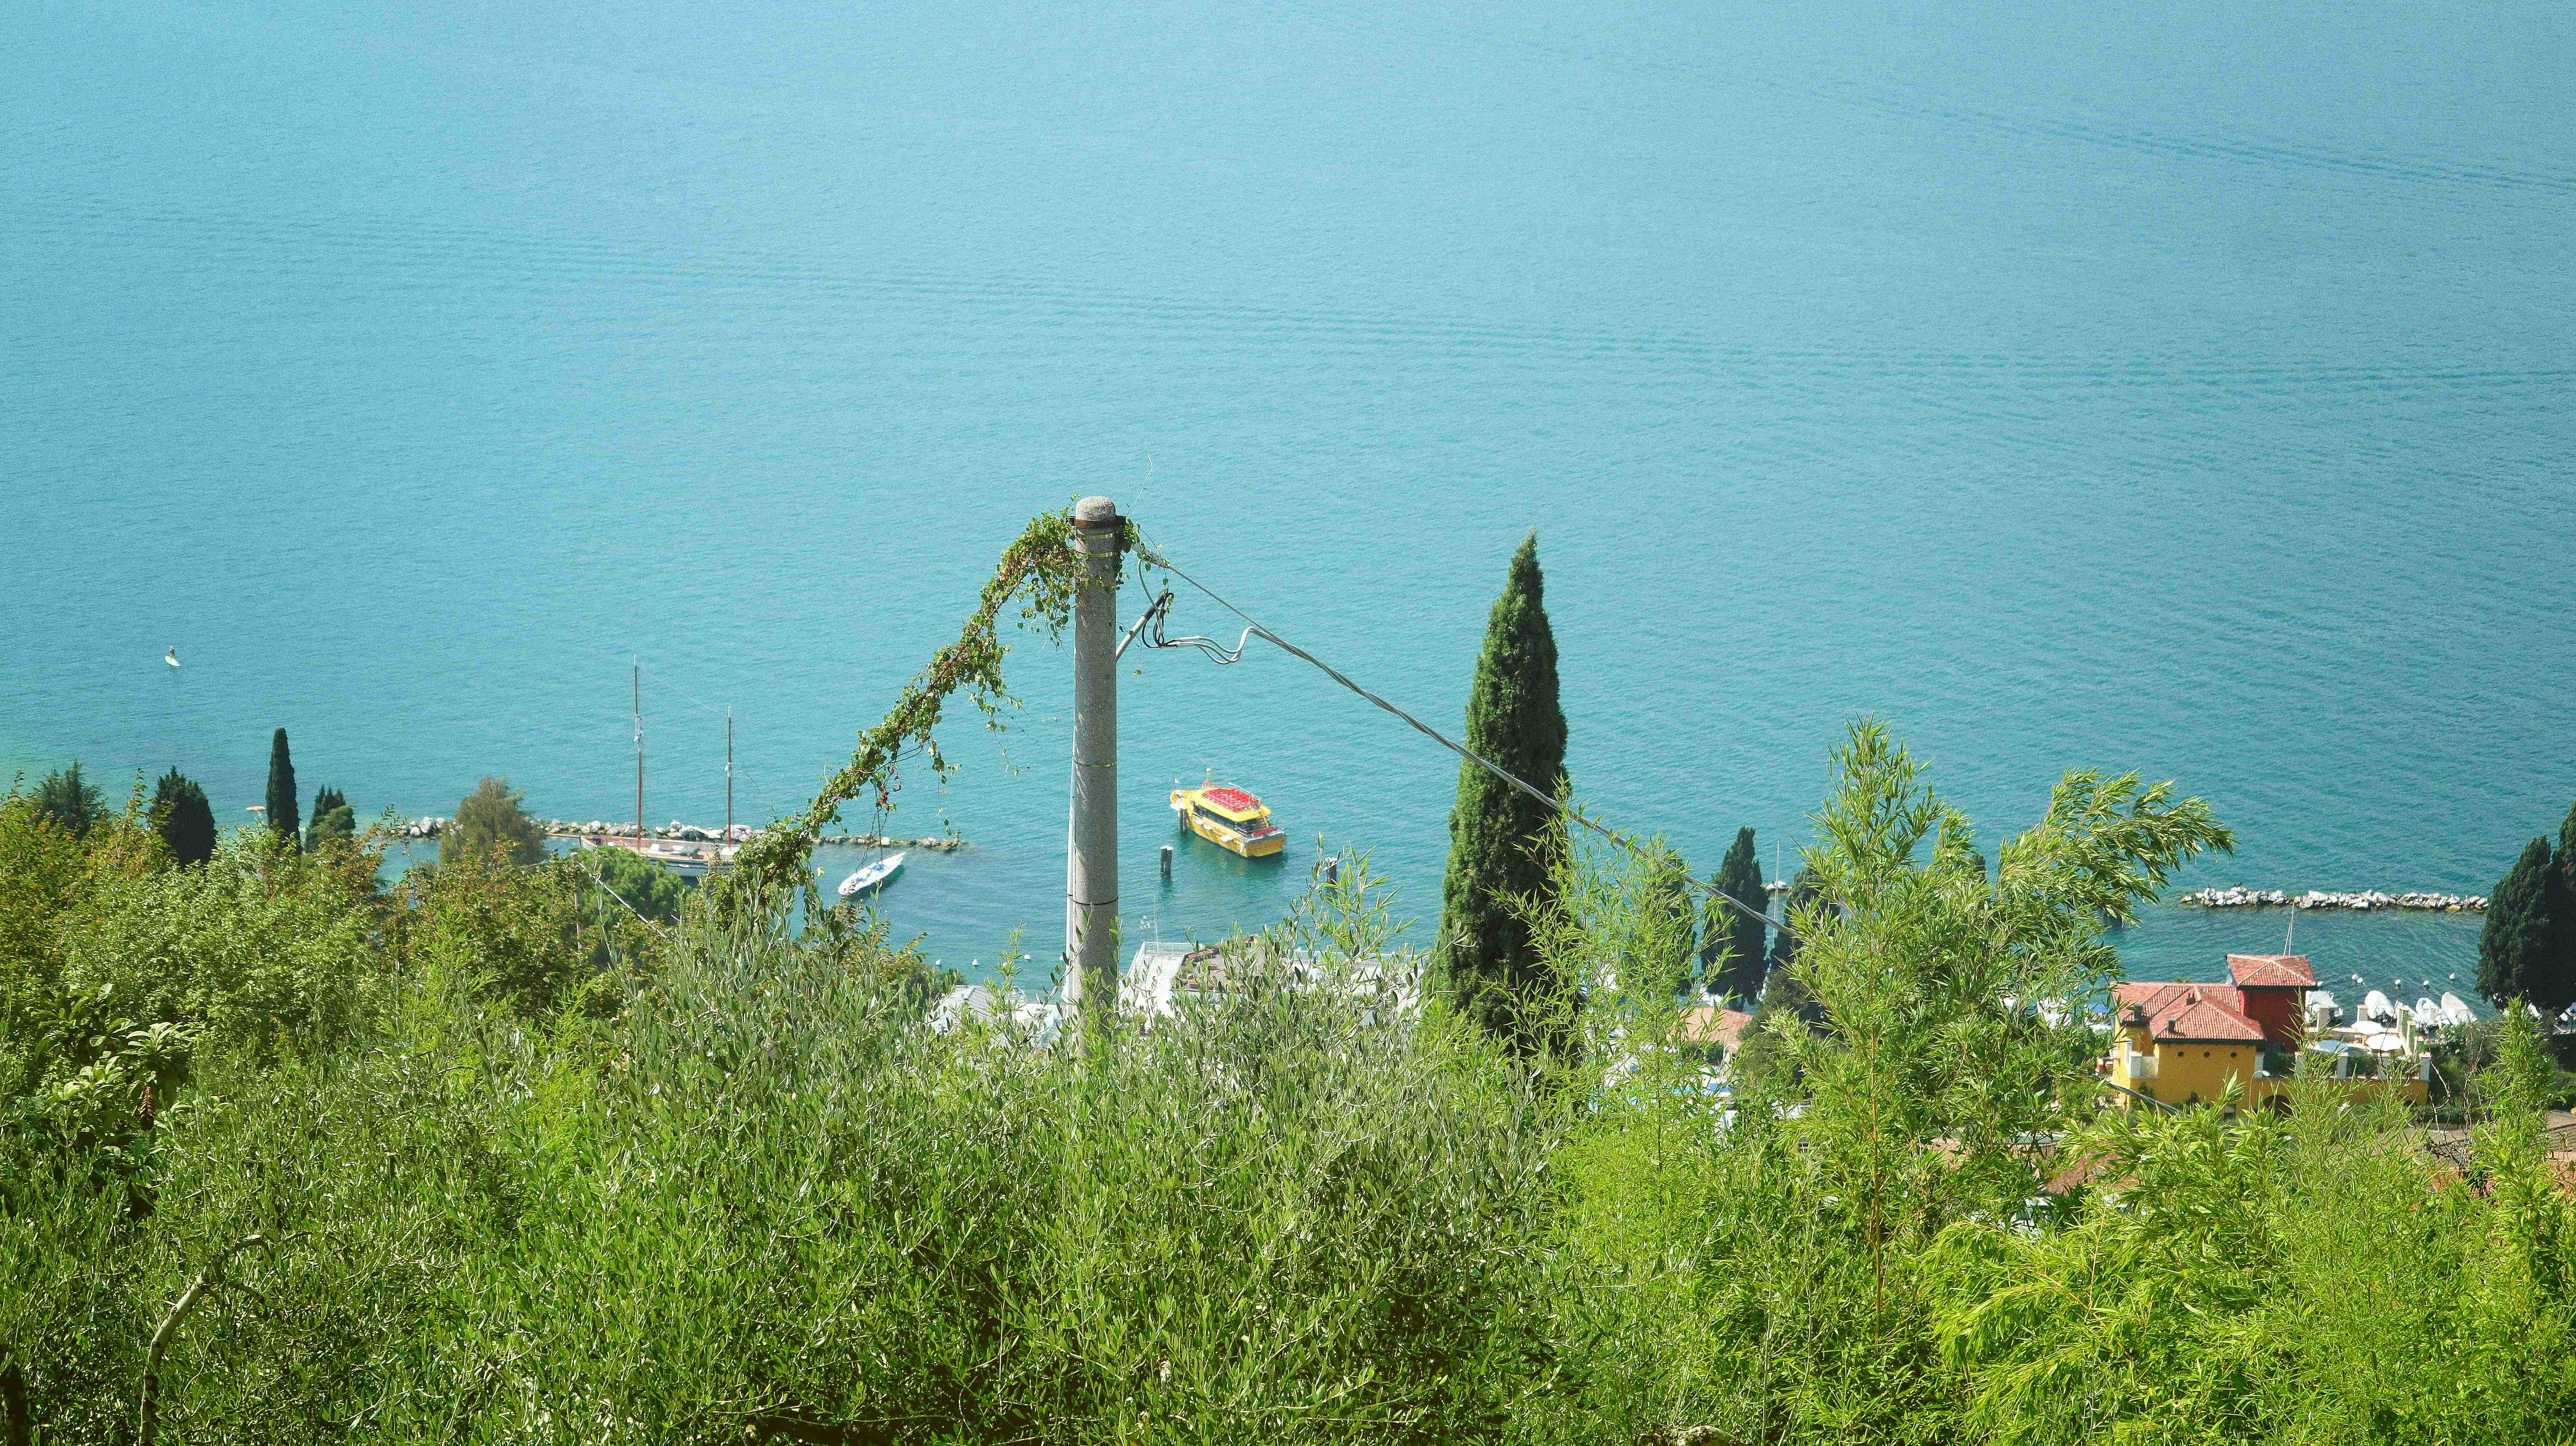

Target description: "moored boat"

left=1170, top=777, right=1285, bottom=858
left=838, top=851, right=907, bottom=899
left=583, top=834, right=735, bottom=872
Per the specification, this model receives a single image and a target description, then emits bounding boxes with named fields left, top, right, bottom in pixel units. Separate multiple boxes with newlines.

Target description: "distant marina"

left=2180, top=886, right=2486, bottom=912
left=383, top=815, right=967, bottom=851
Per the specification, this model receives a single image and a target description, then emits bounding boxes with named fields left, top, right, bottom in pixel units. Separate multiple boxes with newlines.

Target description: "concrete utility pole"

left=1065, top=496, right=1124, bottom=1017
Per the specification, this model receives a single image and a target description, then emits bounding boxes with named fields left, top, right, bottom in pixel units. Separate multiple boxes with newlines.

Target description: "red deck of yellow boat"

left=1170, top=779, right=1286, bottom=858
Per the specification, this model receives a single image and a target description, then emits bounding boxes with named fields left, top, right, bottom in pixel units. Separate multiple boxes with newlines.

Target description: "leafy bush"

left=439, top=776, right=547, bottom=867
left=6, top=730, right=2576, bottom=1443
left=395, top=849, right=651, bottom=1020
left=586, top=844, right=693, bottom=923
left=57, top=827, right=382, bottom=1066
left=1, top=786, right=167, bottom=1099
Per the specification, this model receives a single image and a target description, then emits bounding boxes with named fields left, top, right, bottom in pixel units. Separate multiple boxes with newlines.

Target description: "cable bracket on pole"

left=1130, top=587, right=1262, bottom=664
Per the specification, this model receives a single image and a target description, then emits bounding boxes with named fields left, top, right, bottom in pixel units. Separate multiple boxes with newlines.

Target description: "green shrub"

left=395, top=850, right=650, bottom=1020
left=8, top=729, right=2576, bottom=1443
left=55, top=827, right=381, bottom=1068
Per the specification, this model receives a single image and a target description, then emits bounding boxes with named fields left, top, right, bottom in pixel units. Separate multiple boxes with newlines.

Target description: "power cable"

left=576, top=854, right=673, bottom=941
left=430, top=845, right=676, bottom=939
left=1132, top=535, right=1792, bottom=939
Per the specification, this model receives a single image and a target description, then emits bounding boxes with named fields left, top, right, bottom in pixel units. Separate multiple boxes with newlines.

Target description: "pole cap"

left=1072, top=495, right=1122, bottom=528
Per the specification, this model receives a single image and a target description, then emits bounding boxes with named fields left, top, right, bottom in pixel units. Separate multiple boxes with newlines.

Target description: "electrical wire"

left=576, top=854, right=673, bottom=940
left=1132, top=588, right=1258, bottom=663
left=1131, top=535, right=1792, bottom=939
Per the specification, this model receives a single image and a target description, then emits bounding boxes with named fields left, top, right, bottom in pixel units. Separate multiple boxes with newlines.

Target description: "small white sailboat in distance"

left=165, top=646, right=179, bottom=668
left=838, top=852, right=907, bottom=899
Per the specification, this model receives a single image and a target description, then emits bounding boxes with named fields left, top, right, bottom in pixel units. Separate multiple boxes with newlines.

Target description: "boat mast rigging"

left=634, top=659, right=644, bottom=848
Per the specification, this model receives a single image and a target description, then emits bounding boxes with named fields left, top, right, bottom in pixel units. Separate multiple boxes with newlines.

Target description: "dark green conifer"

left=32, top=760, right=107, bottom=838
left=2552, top=800, right=2576, bottom=1009
left=264, top=729, right=300, bottom=845
left=1437, top=532, right=1570, bottom=1041
left=1702, top=827, right=1768, bottom=1004
left=306, top=786, right=355, bottom=849
left=2479, top=837, right=2557, bottom=1012
left=150, top=767, right=218, bottom=866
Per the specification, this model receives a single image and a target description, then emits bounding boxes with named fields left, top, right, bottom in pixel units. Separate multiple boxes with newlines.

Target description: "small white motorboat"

left=838, top=852, right=907, bottom=899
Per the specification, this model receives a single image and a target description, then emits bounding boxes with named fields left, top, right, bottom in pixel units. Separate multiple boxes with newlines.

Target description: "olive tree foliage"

left=1638, top=843, right=1698, bottom=999
left=57, top=826, right=384, bottom=1066
left=1526, top=722, right=2235, bottom=1445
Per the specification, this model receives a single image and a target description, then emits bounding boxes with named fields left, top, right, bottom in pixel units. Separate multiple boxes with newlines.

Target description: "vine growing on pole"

left=723, top=505, right=1139, bottom=909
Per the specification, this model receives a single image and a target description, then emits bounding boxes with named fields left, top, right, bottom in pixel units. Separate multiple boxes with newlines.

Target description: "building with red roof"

left=2106, top=954, right=2422, bottom=1111
left=2225, top=953, right=2316, bottom=1045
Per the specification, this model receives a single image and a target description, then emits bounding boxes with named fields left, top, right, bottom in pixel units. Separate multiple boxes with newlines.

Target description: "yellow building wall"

left=2146, top=1041, right=2258, bottom=1106
left=2110, top=1033, right=2429, bottom=1110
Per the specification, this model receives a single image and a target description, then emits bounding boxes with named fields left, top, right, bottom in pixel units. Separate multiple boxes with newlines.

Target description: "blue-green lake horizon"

left=5, top=0, right=2569, bottom=997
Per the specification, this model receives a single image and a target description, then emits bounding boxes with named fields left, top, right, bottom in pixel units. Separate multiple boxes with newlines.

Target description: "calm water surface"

left=5, top=0, right=2570, bottom=993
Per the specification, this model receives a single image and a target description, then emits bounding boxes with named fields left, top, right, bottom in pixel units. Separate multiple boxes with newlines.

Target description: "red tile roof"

left=2157, top=993, right=2266, bottom=1043
left=1677, top=1006, right=1754, bottom=1054
left=2115, top=981, right=2265, bottom=1043
left=2113, top=982, right=2199, bottom=1015
left=2227, top=953, right=2316, bottom=989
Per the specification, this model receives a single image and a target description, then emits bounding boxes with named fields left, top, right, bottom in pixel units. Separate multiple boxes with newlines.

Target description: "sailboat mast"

left=633, top=659, right=644, bottom=847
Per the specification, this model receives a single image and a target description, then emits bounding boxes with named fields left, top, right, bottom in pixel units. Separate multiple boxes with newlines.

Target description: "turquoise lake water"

left=5, top=0, right=2570, bottom=996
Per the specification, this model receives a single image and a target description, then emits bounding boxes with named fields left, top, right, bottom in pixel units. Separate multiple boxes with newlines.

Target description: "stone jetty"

left=388, top=816, right=966, bottom=851
left=2180, top=885, right=2485, bottom=912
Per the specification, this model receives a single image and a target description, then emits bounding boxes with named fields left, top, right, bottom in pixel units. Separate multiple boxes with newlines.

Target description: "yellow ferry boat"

left=1170, top=775, right=1286, bottom=858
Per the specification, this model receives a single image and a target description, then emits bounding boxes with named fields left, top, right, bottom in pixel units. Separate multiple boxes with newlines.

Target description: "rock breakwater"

left=387, top=816, right=965, bottom=851
left=2180, top=886, right=2485, bottom=912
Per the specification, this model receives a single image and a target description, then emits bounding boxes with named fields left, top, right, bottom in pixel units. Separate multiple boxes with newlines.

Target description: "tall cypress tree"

left=1703, top=827, right=1768, bottom=1004
left=2479, top=836, right=2556, bottom=1012
left=264, top=728, right=300, bottom=845
left=149, top=767, right=218, bottom=866
left=1437, top=532, right=1569, bottom=1041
